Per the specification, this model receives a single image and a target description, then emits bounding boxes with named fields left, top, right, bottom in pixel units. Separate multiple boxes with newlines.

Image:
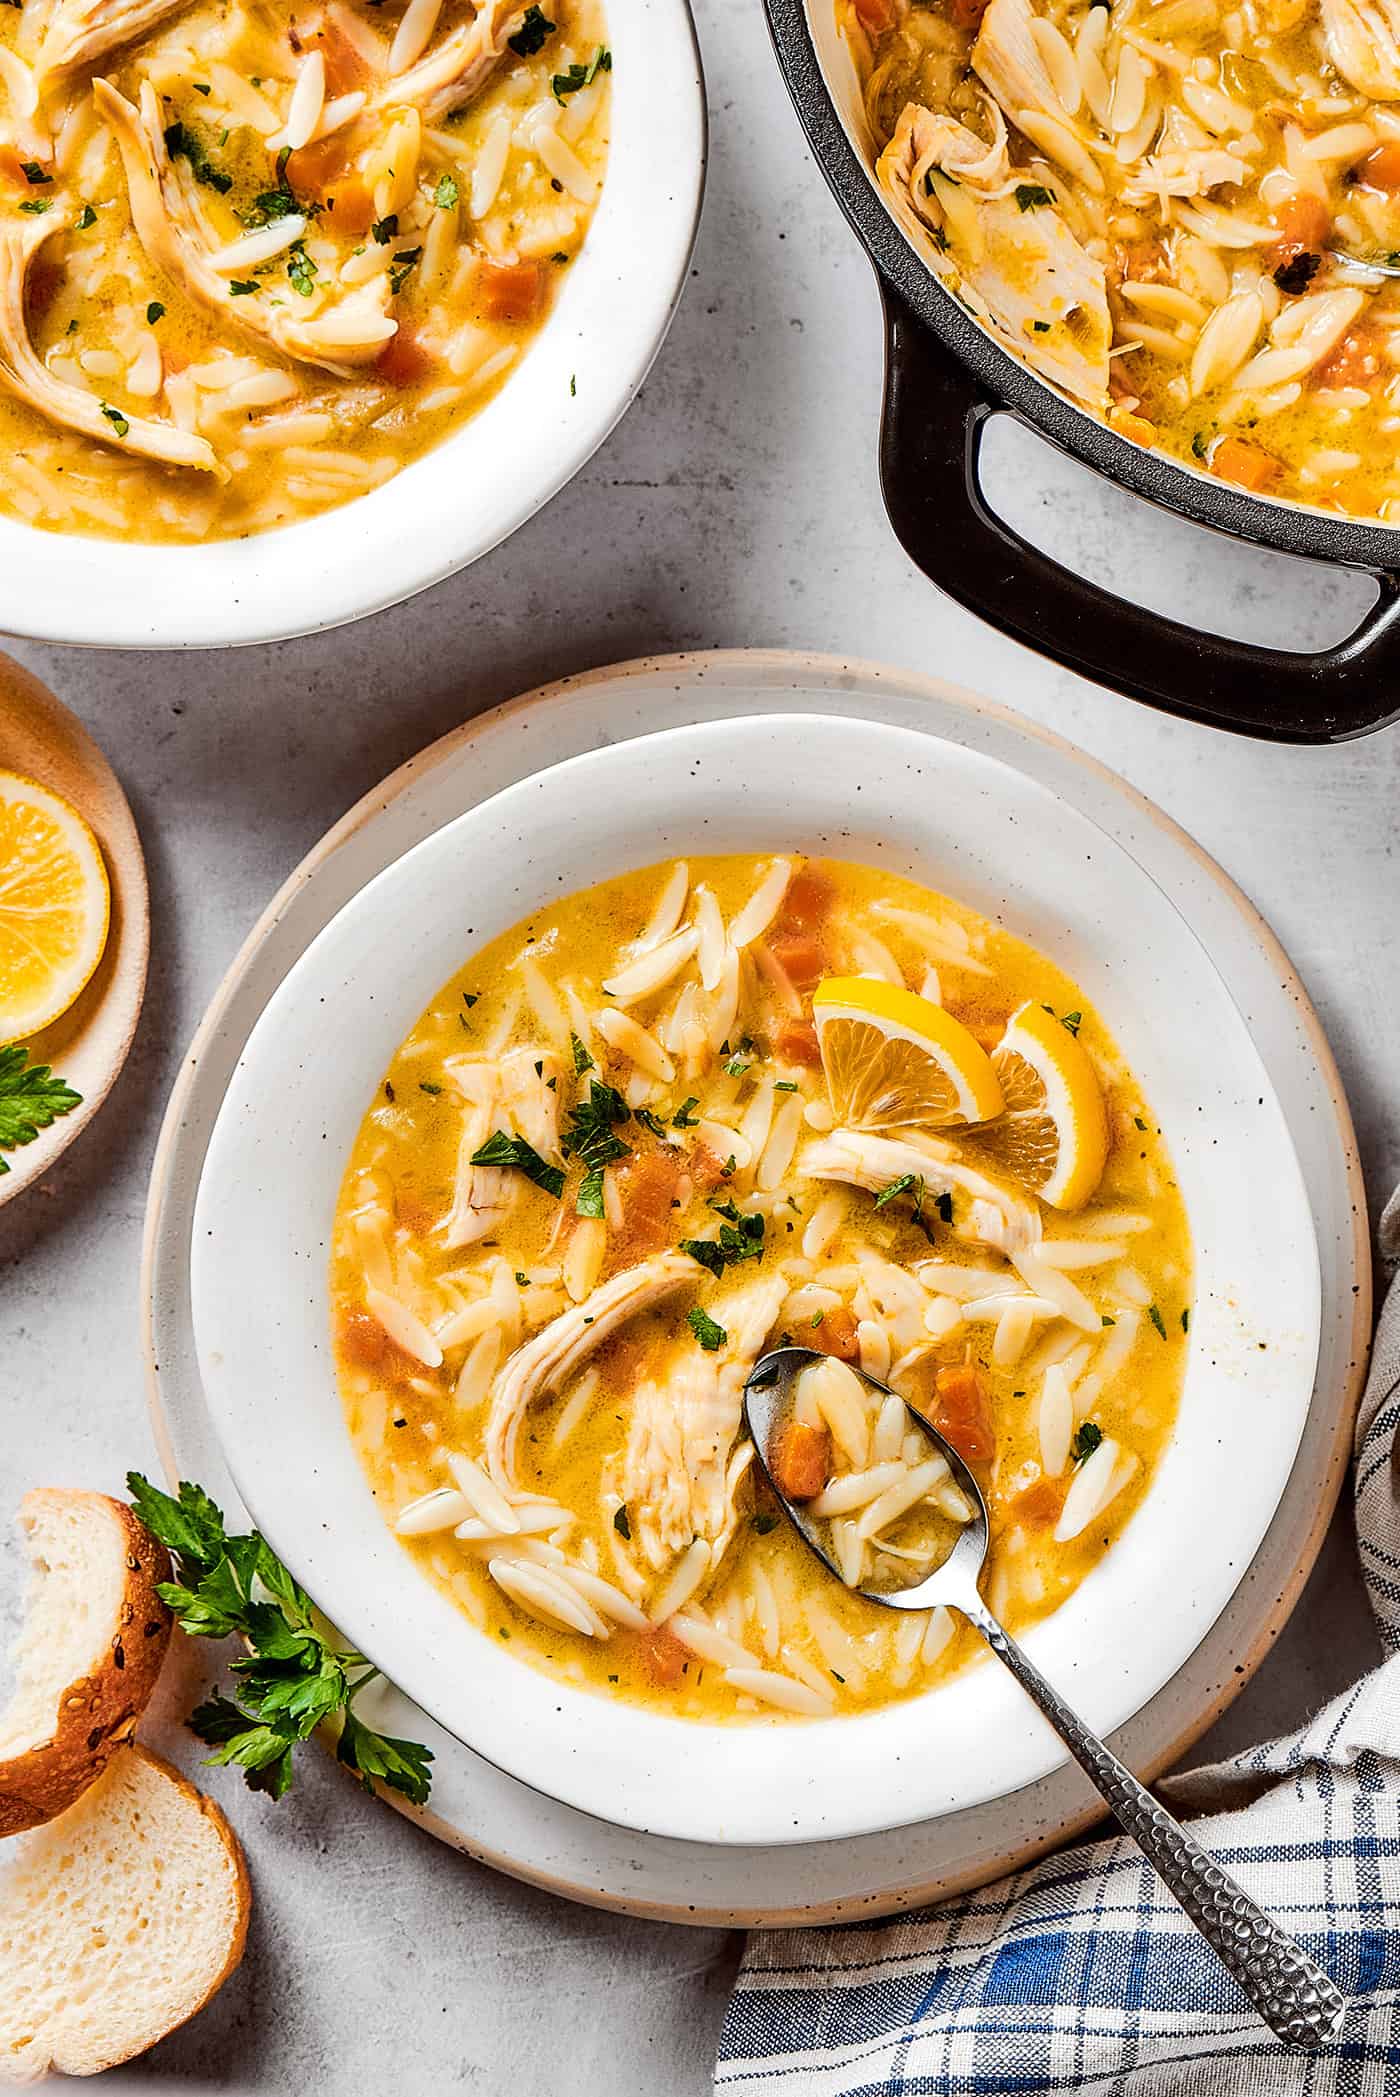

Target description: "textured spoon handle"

left=962, top=1596, right=1346, bottom=2049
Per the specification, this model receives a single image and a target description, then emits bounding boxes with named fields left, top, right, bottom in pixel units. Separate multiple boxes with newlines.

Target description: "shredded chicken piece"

left=444, top=1046, right=562, bottom=1248
left=485, top=1253, right=698, bottom=1487
left=972, top=0, right=1076, bottom=135
left=876, top=102, right=1111, bottom=407
left=0, top=213, right=222, bottom=473
left=39, top=0, right=192, bottom=78
left=624, top=1273, right=785, bottom=1573
left=369, top=0, right=527, bottom=123
left=1318, top=0, right=1400, bottom=98
left=799, top=1127, right=1042, bottom=1256
left=95, top=79, right=397, bottom=374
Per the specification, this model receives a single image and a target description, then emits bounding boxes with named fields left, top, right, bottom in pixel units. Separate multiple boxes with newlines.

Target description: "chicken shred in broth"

left=0, top=0, right=607, bottom=540
left=848, top=0, right=1400, bottom=517
left=332, top=855, right=1190, bottom=1722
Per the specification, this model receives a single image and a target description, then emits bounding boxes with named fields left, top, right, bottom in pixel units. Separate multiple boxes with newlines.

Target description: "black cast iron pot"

left=765, top=0, right=1400, bottom=742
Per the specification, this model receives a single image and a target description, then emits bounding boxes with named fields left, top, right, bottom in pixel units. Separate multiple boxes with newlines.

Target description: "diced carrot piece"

left=376, top=326, right=436, bottom=387
left=1116, top=239, right=1165, bottom=284
left=313, top=16, right=371, bottom=95
left=775, top=1020, right=821, bottom=1067
left=769, top=1418, right=832, bottom=1502
left=689, top=1143, right=729, bottom=1191
left=775, top=863, right=834, bottom=934
left=852, top=0, right=897, bottom=29
left=633, top=1625, right=689, bottom=1687
left=1316, top=328, right=1383, bottom=392
left=479, top=259, right=544, bottom=326
left=612, top=1149, right=684, bottom=1260
left=1107, top=403, right=1155, bottom=448
left=1209, top=438, right=1281, bottom=494
left=1360, top=142, right=1400, bottom=190
left=338, top=1306, right=412, bottom=1375
left=286, top=134, right=352, bottom=198
left=767, top=935, right=825, bottom=990
left=325, top=177, right=374, bottom=238
left=933, top=1362, right=994, bottom=1466
left=1007, top=1477, right=1064, bottom=1528
left=1271, top=194, right=1330, bottom=253
left=805, top=1306, right=859, bottom=1361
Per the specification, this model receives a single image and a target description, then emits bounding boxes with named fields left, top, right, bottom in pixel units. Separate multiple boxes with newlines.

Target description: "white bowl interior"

left=0, top=0, right=704, bottom=648
left=191, top=713, right=1320, bottom=1845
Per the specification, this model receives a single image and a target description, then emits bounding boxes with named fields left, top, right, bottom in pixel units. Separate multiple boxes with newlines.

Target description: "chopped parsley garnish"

left=163, top=121, right=232, bottom=193
left=20, top=160, right=50, bottom=185
left=873, top=1172, right=917, bottom=1210
left=0, top=1046, right=80, bottom=1172
left=751, top=1511, right=778, bottom=1535
left=1102, top=1314, right=1116, bottom=1327
left=680, top=1201, right=764, bottom=1279
left=774, top=1079, right=798, bottom=1092
left=286, top=241, right=318, bottom=296
left=17, top=198, right=49, bottom=213
left=1148, top=1303, right=1168, bottom=1340
left=1273, top=250, right=1320, bottom=297
left=569, top=1031, right=594, bottom=1075
left=434, top=172, right=459, bottom=208
left=246, top=185, right=303, bottom=226
left=724, top=1054, right=751, bottom=1077
left=688, top=1306, right=727, bottom=1352
left=1181, top=1307, right=1191, bottom=1333
left=1134, top=1115, right=1148, bottom=1131
left=1031, top=319, right=1050, bottom=332
left=552, top=44, right=611, bottom=99
left=508, top=4, right=556, bottom=54
left=1071, top=1421, right=1103, bottom=1465
left=634, top=1107, right=667, bottom=1138
left=100, top=402, right=129, bottom=437
left=1014, top=183, right=1053, bottom=210
left=419, top=1080, right=441, bottom=1096
left=613, top=1504, right=631, bottom=1539
left=576, top=1166, right=606, bottom=1218
left=564, top=1079, right=631, bottom=1170
left=463, top=991, right=479, bottom=1007
left=469, top=1128, right=565, bottom=1198
left=229, top=279, right=260, bottom=296
left=146, top=300, right=165, bottom=323
left=194, top=80, right=210, bottom=93
left=389, top=246, right=422, bottom=295
left=934, top=1190, right=953, bottom=1223
left=371, top=213, right=398, bottom=244
left=672, top=1096, right=700, bottom=1128
left=75, top=203, right=96, bottom=228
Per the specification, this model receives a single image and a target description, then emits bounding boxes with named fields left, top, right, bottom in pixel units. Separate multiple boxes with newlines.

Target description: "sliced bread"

left=0, top=1744, right=251, bottom=2084
left=0, top=1491, right=172, bottom=1837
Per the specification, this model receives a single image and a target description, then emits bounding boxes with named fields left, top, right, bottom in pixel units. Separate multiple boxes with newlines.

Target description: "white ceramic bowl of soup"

left=191, top=713, right=1320, bottom=1845
left=0, top=0, right=704, bottom=650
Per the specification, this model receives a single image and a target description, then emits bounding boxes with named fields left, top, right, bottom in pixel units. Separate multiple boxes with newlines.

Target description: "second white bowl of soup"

left=191, top=713, right=1320, bottom=1845
left=0, top=0, right=703, bottom=645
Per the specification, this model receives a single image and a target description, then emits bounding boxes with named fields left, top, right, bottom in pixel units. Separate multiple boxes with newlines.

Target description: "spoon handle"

left=959, top=1593, right=1346, bottom=2049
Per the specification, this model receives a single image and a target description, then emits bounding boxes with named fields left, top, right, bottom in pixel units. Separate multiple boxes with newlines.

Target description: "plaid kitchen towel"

left=716, top=1192, right=1400, bottom=2094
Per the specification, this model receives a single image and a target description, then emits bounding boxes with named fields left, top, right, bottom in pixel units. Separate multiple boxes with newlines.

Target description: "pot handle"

left=879, top=285, right=1400, bottom=744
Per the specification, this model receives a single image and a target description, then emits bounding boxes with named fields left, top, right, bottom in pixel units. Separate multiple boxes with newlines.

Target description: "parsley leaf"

left=434, top=172, right=459, bottom=208
left=128, top=1473, right=433, bottom=1805
left=569, top=1031, right=594, bottom=1075
left=873, top=1172, right=917, bottom=1210
left=389, top=246, right=422, bottom=295
left=612, top=1505, right=631, bottom=1540
left=75, top=203, right=96, bottom=228
left=576, top=1166, right=606, bottom=1217
left=564, top=1079, right=631, bottom=1170
left=20, top=160, right=50, bottom=185
left=286, top=240, right=318, bottom=296
left=1071, top=1421, right=1103, bottom=1465
left=17, top=198, right=49, bottom=213
left=163, top=120, right=232, bottom=193
left=100, top=401, right=129, bottom=437
left=1148, top=1302, right=1168, bottom=1340
left=0, top=1047, right=81, bottom=1172
left=371, top=213, right=399, bottom=244
left=680, top=1202, right=764, bottom=1277
left=146, top=300, right=165, bottom=323
left=672, top=1096, right=700, bottom=1128
left=1015, top=182, right=1053, bottom=210
left=470, top=1128, right=565, bottom=1198
left=552, top=43, right=610, bottom=98
left=688, top=1306, right=727, bottom=1352
left=229, top=279, right=260, bottom=295
left=508, top=3, right=555, bottom=54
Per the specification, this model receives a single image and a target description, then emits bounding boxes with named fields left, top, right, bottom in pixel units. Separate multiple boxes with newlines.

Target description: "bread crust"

left=0, top=1491, right=173, bottom=1838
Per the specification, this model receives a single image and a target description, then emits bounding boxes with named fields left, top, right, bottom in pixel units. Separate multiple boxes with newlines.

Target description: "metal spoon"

left=744, top=1347, right=1346, bottom=2051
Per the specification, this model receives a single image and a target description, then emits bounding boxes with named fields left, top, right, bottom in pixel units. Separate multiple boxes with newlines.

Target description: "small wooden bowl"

left=0, top=655, right=148, bottom=1206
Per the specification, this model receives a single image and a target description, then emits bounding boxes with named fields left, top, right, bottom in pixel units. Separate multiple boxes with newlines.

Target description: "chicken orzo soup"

left=332, top=856, right=1191, bottom=1722
left=848, top=0, right=1400, bottom=517
left=0, top=0, right=608, bottom=540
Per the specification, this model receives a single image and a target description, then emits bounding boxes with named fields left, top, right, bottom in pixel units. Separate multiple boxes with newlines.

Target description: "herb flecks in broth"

left=849, top=0, right=1400, bottom=519
left=0, top=0, right=608, bottom=541
left=332, top=856, right=1191, bottom=1723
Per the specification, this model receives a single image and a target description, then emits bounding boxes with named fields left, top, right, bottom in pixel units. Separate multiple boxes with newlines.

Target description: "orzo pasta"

left=0, top=0, right=608, bottom=540
left=332, top=855, right=1191, bottom=1722
left=847, top=0, right=1400, bottom=517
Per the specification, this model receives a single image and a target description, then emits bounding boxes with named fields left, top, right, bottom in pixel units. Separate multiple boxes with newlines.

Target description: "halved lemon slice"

left=0, top=771, right=110, bottom=1043
left=813, top=976, right=1005, bottom=1131
left=977, top=1000, right=1108, bottom=1210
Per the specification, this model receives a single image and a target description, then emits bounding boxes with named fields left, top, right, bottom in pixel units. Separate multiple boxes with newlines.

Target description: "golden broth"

left=331, top=855, right=1191, bottom=1722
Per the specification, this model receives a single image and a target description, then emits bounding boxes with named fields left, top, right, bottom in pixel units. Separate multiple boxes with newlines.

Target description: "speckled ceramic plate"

left=0, top=654, right=148, bottom=1207
left=142, top=650, right=1370, bottom=1921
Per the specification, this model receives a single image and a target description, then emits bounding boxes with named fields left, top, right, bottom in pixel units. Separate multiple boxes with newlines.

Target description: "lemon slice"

left=813, top=976, right=1005, bottom=1131
left=0, top=771, right=110, bottom=1043
left=977, top=1000, right=1108, bottom=1210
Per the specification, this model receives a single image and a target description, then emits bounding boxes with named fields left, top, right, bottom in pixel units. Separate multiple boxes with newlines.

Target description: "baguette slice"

left=0, top=1744, right=250, bottom=2083
left=0, top=1490, right=173, bottom=1837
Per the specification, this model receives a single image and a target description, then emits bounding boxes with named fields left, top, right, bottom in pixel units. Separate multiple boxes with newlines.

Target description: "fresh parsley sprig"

left=0, top=1045, right=81, bottom=1173
left=126, top=1474, right=433, bottom=1806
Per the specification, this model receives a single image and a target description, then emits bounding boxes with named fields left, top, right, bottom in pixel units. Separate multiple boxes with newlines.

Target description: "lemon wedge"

left=813, top=976, right=1005, bottom=1131
left=0, top=771, right=110, bottom=1044
left=977, top=1000, right=1108, bottom=1210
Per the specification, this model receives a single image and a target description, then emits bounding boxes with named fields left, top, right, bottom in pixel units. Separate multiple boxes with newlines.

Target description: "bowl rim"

left=0, top=0, right=706, bottom=650
left=189, top=707, right=1323, bottom=1847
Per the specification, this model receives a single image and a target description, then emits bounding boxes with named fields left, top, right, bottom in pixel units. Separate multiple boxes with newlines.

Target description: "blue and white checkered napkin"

left=717, top=1193, right=1400, bottom=2093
